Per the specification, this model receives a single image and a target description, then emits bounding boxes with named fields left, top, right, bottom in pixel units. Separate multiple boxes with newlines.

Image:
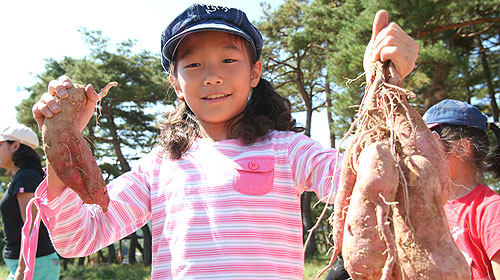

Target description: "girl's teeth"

left=206, top=94, right=227, bottom=99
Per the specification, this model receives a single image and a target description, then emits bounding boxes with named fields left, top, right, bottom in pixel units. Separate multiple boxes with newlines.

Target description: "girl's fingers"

left=372, top=23, right=411, bottom=52
left=85, top=84, right=98, bottom=104
left=380, top=45, right=416, bottom=77
left=58, top=75, right=73, bottom=88
left=369, top=21, right=419, bottom=79
left=371, top=35, right=406, bottom=62
left=40, top=93, right=60, bottom=114
left=32, top=92, right=60, bottom=130
left=48, top=76, right=73, bottom=99
left=371, top=10, right=389, bottom=44
left=364, top=10, right=389, bottom=81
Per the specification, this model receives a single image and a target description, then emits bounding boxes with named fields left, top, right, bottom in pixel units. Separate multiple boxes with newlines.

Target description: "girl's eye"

left=185, top=63, right=201, bottom=68
left=222, top=59, right=237, bottom=63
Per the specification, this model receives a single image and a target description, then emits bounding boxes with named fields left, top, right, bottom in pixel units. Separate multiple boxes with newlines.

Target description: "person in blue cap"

left=424, top=99, right=500, bottom=279
left=30, top=3, right=418, bottom=279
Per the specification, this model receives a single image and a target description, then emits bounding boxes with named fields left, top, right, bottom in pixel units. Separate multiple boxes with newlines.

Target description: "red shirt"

left=445, top=184, right=500, bottom=280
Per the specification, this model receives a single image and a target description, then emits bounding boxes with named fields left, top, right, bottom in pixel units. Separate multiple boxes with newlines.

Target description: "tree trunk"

left=142, top=224, right=152, bottom=265
left=105, top=110, right=131, bottom=173
left=301, top=101, right=316, bottom=258
left=295, top=66, right=312, bottom=137
left=301, top=191, right=316, bottom=257
left=325, top=73, right=335, bottom=148
left=422, top=62, right=452, bottom=110
left=128, top=232, right=138, bottom=264
left=477, top=36, right=498, bottom=122
left=464, top=52, right=472, bottom=103
left=295, top=65, right=316, bottom=257
left=107, top=243, right=116, bottom=264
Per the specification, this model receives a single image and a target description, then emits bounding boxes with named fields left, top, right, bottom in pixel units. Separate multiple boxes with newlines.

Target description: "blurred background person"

left=0, top=123, right=59, bottom=280
left=424, top=99, right=500, bottom=279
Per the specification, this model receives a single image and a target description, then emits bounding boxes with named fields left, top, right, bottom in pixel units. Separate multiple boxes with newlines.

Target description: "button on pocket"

left=248, top=161, right=259, bottom=170
left=234, top=157, right=275, bottom=195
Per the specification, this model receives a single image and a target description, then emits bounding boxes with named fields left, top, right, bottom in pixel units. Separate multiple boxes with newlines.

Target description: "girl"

left=424, top=99, right=500, bottom=279
left=30, top=4, right=418, bottom=279
left=0, top=123, right=60, bottom=280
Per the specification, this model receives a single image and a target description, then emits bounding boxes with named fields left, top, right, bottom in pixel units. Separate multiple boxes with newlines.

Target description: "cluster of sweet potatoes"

left=323, top=62, right=470, bottom=279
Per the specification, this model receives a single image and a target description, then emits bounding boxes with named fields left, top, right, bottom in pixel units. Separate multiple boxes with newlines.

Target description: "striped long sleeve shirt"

left=35, top=131, right=341, bottom=279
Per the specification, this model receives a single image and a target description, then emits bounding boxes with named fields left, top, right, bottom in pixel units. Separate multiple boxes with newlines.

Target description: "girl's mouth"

left=203, top=93, right=230, bottom=100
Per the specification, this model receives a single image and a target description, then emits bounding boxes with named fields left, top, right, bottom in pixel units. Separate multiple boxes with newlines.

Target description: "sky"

left=0, top=0, right=332, bottom=148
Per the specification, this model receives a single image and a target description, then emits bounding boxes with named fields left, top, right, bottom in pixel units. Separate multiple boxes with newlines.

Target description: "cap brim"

left=162, top=23, right=254, bottom=64
left=0, top=135, right=38, bottom=149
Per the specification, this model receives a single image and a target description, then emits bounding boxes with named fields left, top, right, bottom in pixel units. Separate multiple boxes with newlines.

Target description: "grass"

left=304, top=254, right=332, bottom=280
left=0, top=263, right=8, bottom=279
left=0, top=255, right=331, bottom=279
left=59, top=263, right=150, bottom=280
left=0, top=262, right=150, bottom=280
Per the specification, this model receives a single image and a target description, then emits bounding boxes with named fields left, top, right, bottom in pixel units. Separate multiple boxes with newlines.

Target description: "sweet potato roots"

left=42, top=82, right=117, bottom=212
left=318, top=62, right=470, bottom=279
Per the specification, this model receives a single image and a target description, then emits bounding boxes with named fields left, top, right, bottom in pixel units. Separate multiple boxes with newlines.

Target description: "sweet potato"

left=392, top=155, right=470, bottom=279
left=318, top=61, right=470, bottom=279
left=42, top=82, right=117, bottom=212
left=342, top=142, right=399, bottom=280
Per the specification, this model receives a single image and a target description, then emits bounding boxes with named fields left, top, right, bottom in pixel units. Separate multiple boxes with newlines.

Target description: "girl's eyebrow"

left=178, top=44, right=241, bottom=60
left=222, top=44, right=240, bottom=51
left=178, top=48, right=195, bottom=60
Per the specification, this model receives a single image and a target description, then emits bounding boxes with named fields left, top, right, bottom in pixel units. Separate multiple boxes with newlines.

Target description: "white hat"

left=0, top=123, right=39, bottom=149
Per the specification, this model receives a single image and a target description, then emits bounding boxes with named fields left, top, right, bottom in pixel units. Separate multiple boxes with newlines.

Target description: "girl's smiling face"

left=169, top=31, right=262, bottom=141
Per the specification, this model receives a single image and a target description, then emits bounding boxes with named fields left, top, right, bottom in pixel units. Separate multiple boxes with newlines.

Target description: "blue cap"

left=160, top=4, right=263, bottom=71
left=423, top=99, right=488, bottom=133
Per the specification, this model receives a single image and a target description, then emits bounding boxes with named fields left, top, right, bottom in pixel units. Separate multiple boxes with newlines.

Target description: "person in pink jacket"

left=29, top=3, right=418, bottom=279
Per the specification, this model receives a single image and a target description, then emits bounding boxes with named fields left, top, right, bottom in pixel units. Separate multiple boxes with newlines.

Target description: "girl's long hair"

left=8, top=141, right=44, bottom=177
left=431, top=123, right=500, bottom=180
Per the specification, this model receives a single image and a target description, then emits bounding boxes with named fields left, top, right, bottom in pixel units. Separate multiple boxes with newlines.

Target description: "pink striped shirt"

left=34, top=131, right=340, bottom=279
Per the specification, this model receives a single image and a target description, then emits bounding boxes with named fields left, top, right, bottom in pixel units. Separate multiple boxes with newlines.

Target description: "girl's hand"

left=32, top=76, right=99, bottom=133
left=363, top=10, right=419, bottom=82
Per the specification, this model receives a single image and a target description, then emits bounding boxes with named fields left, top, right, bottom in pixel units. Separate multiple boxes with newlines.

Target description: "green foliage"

left=258, top=0, right=331, bottom=136
left=291, top=0, right=500, bottom=137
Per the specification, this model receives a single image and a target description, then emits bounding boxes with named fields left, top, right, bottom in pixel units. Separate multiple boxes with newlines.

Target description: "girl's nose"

left=203, top=67, right=223, bottom=86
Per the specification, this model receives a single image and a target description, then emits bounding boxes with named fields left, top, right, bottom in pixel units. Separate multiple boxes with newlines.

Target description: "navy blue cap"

left=423, top=99, right=488, bottom=132
left=161, top=4, right=263, bottom=71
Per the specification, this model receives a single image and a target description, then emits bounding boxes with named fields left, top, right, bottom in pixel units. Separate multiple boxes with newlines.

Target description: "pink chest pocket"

left=233, top=157, right=275, bottom=195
